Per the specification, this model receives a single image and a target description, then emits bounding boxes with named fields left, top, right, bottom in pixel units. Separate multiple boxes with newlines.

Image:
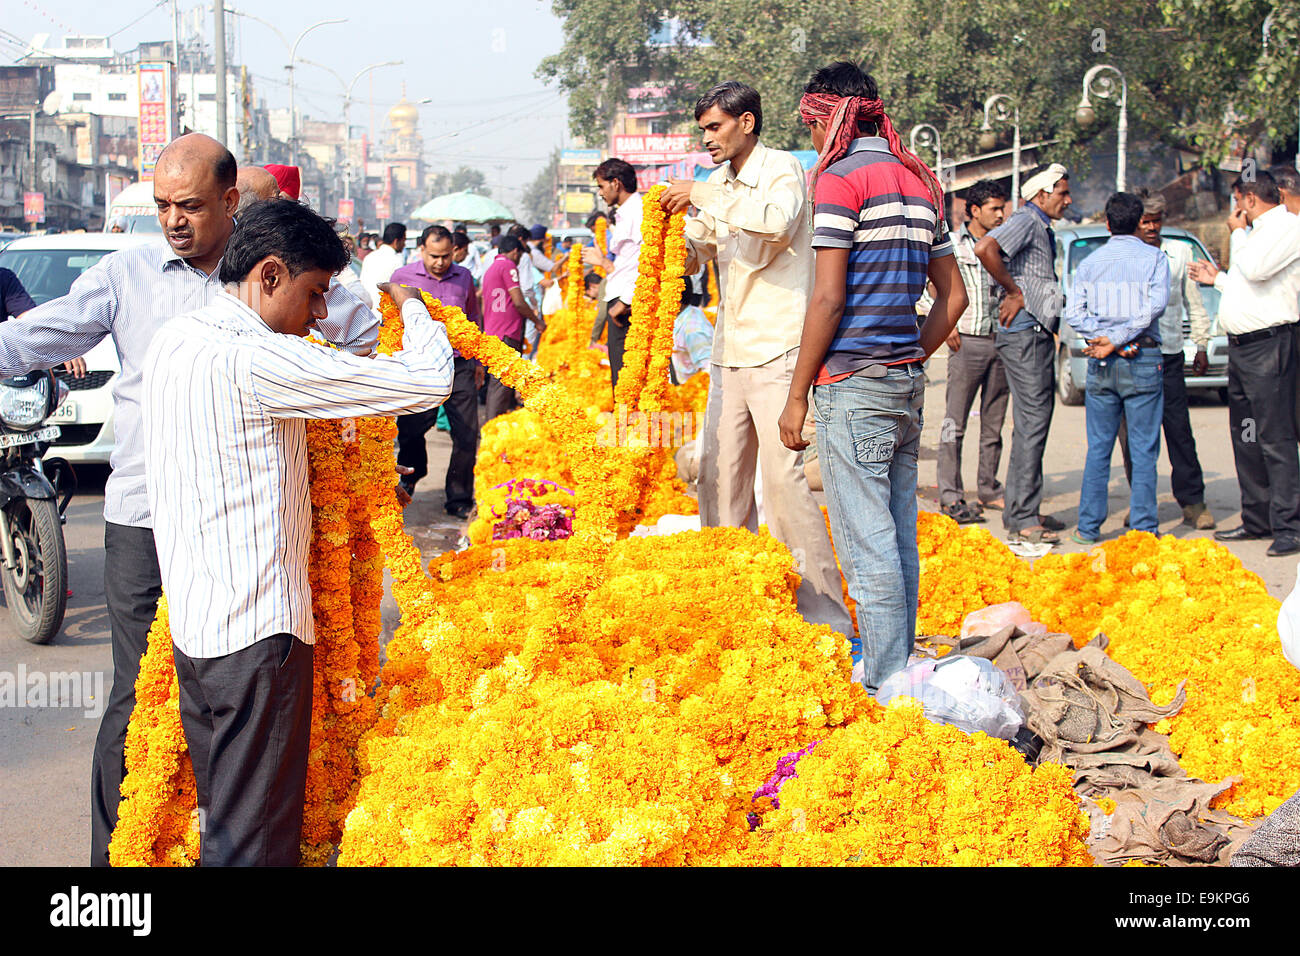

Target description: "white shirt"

left=359, top=243, right=404, bottom=311
left=144, top=294, right=453, bottom=658
left=1213, top=204, right=1300, bottom=336
left=606, top=192, right=644, bottom=305
left=0, top=241, right=376, bottom=528
left=683, top=141, right=811, bottom=367
left=1159, top=238, right=1211, bottom=352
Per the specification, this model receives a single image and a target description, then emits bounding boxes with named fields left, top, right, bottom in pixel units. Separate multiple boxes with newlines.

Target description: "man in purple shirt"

left=480, top=234, right=539, bottom=420
left=390, top=224, right=483, bottom=518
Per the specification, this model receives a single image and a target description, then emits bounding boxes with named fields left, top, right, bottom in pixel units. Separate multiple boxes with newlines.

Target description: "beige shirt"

left=685, top=141, right=812, bottom=367
left=1213, top=204, right=1300, bottom=336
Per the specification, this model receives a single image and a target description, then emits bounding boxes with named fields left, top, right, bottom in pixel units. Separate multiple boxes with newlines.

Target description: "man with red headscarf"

left=264, top=164, right=301, bottom=201
left=777, top=61, right=966, bottom=693
left=660, top=81, right=854, bottom=651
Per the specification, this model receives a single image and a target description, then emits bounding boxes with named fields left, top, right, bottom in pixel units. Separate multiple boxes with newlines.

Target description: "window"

left=107, top=92, right=126, bottom=102
left=72, top=93, right=92, bottom=102
left=199, top=93, right=215, bottom=102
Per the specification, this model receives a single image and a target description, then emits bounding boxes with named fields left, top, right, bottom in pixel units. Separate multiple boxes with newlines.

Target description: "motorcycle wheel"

left=2, top=497, right=68, bottom=644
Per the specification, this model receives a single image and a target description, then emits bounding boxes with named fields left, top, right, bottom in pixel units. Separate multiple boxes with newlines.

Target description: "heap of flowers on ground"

left=112, top=188, right=1093, bottom=866
left=916, top=513, right=1300, bottom=819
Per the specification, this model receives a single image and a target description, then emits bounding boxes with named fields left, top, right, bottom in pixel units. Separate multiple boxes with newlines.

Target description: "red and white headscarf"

left=798, top=92, right=945, bottom=224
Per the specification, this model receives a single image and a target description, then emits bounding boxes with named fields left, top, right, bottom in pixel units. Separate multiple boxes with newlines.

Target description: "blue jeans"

left=1079, top=348, right=1164, bottom=537
left=813, top=364, right=925, bottom=692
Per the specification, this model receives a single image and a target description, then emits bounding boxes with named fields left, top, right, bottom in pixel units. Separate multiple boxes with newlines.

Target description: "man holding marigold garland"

left=661, top=80, right=855, bottom=651
left=142, top=200, right=453, bottom=865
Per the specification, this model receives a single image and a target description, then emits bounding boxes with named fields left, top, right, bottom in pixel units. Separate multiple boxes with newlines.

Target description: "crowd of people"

left=2, top=47, right=1299, bottom=867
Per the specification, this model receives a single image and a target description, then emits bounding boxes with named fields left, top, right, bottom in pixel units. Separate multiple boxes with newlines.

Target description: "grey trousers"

left=698, top=349, right=855, bottom=641
left=995, top=326, right=1057, bottom=532
left=938, top=334, right=1010, bottom=506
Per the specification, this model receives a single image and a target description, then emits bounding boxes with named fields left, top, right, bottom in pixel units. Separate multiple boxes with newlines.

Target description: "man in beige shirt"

left=661, top=81, right=853, bottom=641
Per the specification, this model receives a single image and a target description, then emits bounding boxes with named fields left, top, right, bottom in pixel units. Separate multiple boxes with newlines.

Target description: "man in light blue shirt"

left=1064, top=192, right=1170, bottom=543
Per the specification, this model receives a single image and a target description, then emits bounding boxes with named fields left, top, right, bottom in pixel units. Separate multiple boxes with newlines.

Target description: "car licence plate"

left=0, top=425, right=61, bottom=449
left=50, top=400, right=78, bottom=423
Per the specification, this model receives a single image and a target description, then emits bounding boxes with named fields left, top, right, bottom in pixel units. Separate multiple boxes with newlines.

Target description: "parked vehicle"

left=1055, top=223, right=1229, bottom=406
left=0, top=369, right=75, bottom=642
left=103, top=181, right=162, bottom=234
left=0, top=233, right=154, bottom=464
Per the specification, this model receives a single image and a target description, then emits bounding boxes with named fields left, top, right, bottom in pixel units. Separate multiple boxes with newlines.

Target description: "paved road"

left=1, top=364, right=1292, bottom=865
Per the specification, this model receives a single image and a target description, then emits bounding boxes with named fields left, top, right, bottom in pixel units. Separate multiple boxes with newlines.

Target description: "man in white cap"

left=975, top=163, right=1072, bottom=544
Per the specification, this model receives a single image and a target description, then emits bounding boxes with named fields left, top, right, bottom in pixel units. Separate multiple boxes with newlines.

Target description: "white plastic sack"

left=1278, top=563, right=1300, bottom=670
left=876, top=656, right=1025, bottom=740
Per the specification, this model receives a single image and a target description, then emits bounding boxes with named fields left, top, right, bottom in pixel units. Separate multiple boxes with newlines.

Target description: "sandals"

left=942, top=500, right=986, bottom=524
left=1012, top=525, right=1060, bottom=544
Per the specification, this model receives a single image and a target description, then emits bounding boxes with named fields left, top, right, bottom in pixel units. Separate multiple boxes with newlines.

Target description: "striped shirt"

left=144, top=294, right=453, bottom=659
left=986, top=203, right=1062, bottom=333
left=0, top=241, right=378, bottom=528
left=917, top=223, right=995, bottom=335
left=810, top=136, right=952, bottom=381
left=1063, top=234, right=1170, bottom=346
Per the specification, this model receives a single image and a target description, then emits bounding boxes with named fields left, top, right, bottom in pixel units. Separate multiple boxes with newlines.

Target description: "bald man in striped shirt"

left=142, top=200, right=453, bottom=865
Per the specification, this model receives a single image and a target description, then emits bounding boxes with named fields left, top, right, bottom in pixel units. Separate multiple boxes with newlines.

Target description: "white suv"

left=0, top=233, right=154, bottom=465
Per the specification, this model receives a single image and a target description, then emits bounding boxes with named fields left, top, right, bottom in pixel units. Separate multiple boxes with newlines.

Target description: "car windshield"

left=0, top=248, right=113, bottom=306
left=1064, top=233, right=1220, bottom=327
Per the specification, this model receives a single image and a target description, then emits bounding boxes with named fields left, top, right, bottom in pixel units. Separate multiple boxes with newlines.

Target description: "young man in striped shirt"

left=143, top=200, right=453, bottom=865
left=779, top=61, right=966, bottom=693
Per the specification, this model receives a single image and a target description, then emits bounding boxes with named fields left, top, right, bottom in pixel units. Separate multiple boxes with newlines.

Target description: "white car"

left=0, top=233, right=154, bottom=465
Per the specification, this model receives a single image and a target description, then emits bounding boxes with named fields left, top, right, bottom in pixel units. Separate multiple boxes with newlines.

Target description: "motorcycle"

left=0, top=370, right=75, bottom=643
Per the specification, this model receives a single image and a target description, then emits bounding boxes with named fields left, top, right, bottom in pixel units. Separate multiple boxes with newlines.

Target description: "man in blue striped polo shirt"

left=779, top=61, right=966, bottom=693
left=1064, top=192, right=1169, bottom=544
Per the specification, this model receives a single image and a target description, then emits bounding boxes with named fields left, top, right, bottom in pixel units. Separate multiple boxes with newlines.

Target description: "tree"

left=521, top=149, right=561, bottom=226
left=429, top=165, right=490, bottom=197
left=538, top=0, right=1298, bottom=170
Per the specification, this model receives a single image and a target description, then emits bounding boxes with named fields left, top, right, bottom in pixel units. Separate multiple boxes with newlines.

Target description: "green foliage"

left=429, top=166, right=491, bottom=198
left=538, top=0, right=1300, bottom=169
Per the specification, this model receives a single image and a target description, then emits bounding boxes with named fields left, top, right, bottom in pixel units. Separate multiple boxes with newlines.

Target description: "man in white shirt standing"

left=143, top=200, right=454, bottom=865
left=1190, top=170, right=1300, bottom=556
left=585, top=158, right=642, bottom=388
left=660, top=81, right=853, bottom=643
left=360, top=221, right=406, bottom=309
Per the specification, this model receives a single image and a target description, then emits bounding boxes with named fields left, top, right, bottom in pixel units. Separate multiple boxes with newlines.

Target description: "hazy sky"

left=2, top=0, right=571, bottom=214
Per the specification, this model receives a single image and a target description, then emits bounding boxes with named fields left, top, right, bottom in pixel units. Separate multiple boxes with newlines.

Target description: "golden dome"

left=388, top=83, right=419, bottom=134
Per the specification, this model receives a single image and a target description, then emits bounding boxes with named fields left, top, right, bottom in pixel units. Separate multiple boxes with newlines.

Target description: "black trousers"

left=173, top=634, right=314, bottom=867
left=607, top=313, right=630, bottom=391
left=1117, top=350, right=1206, bottom=507
left=938, top=334, right=1010, bottom=506
left=485, top=336, right=522, bottom=421
left=1227, top=326, right=1300, bottom=537
left=90, top=521, right=162, bottom=867
left=994, top=326, right=1056, bottom=532
left=395, top=357, right=480, bottom=509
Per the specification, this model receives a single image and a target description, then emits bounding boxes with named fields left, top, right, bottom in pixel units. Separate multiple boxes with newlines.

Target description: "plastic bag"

left=876, top=656, right=1025, bottom=739
left=1278, top=563, right=1300, bottom=671
left=960, top=602, right=1032, bottom=639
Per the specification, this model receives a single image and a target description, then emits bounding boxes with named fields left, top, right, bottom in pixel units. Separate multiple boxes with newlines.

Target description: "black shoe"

left=1214, top=526, right=1266, bottom=542
left=444, top=503, right=474, bottom=520
left=1268, top=536, right=1300, bottom=557
left=1038, top=513, right=1066, bottom=532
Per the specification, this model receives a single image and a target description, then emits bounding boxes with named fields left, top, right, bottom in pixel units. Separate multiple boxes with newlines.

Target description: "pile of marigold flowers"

left=916, top=512, right=1300, bottom=819
left=114, top=190, right=1098, bottom=867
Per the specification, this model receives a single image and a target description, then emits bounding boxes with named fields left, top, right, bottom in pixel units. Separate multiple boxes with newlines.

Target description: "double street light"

left=980, top=93, right=1021, bottom=211
left=229, top=9, right=346, bottom=165
left=298, top=59, right=403, bottom=202
left=908, top=122, right=945, bottom=183
left=1075, top=64, right=1127, bottom=191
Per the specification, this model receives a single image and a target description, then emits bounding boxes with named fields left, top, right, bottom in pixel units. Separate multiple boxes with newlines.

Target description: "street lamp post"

left=908, top=123, right=943, bottom=181
left=300, top=59, right=402, bottom=203
left=981, top=93, right=1021, bottom=211
left=229, top=10, right=344, bottom=165
left=1263, top=12, right=1300, bottom=173
left=1076, top=64, right=1127, bottom=191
